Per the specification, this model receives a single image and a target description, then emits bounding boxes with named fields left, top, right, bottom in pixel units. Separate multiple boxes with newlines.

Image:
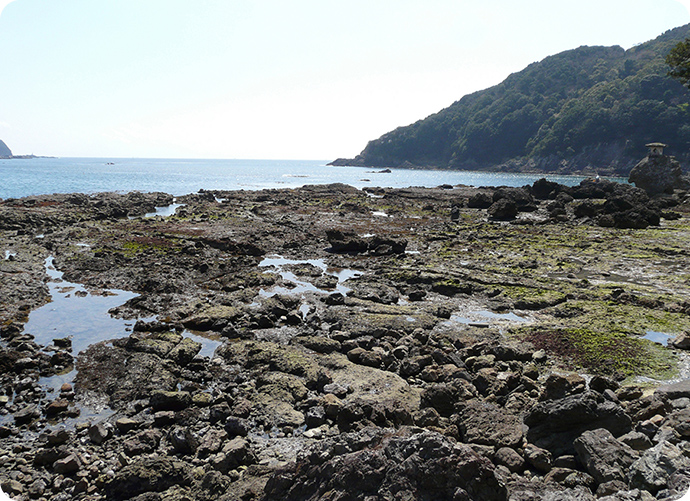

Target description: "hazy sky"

left=1, top=0, right=690, bottom=159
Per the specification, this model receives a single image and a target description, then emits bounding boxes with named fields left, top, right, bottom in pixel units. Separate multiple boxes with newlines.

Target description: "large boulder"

left=263, top=427, right=506, bottom=500
left=455, top=399, right=523, bottom=448
left=573, top=428, right=639, bottom=484
left=628, top=440, right=690, bottom=494
left=524, top=391, right=632, bottom=456
left=103, top=457, right=190, bottom=501
left=629, top=154, right=688, bottom=196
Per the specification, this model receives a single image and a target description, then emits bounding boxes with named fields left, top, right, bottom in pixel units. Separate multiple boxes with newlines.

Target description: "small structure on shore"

left=645, top=142, right=667, bottom=157
left=629, top=142, right=688, bottom=196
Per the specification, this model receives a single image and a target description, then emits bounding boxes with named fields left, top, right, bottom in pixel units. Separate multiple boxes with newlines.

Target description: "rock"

left=573, top=428, right=639, bottom=484
left=224, top=416, right=250, bottom=437
left=468, top=192, right=494, bottom=209
left=456, top=400, right=523, bottom=448
left=524, top=443, right=552, bottom=473
left=506, top=480, right=596, bottom=500
left=599, top=489, right=657, bottom=501
left=671, top=332, right=690, bottom=349
left=488, top=198, right=518, bottom=220
left=53, top=454, right=81, bottom=474
left=325, top=292, right=345, bottom=305
left=540, top=373, right=586, bottom=400
left=628, top=440, right=690, bottom=493
left=543, top=467, right=596, bottom=489
left=46, top=428, right=71, bottom=446
left=169, top=426, right=198, bottom=455
left=45, top=398, right=70, bottom=416
left=89, top=422, right=114, bottom=444
left=629, top=153, right=687, bottom=196
left=153, top=410, right=176, bottom=427
left=14, top=403, right=40, bottom=424
left=1, top=479, right=23, bottom=496
left=495, top=446, right=525, bottom=473
left=210, top=437, right=254, bottom=474
left=150, top=390, right=192, bottom=411
left=167, top=337, right=202, bottom=366
left=524, top=391, right=632, bottom=455
left=663, top=407, right=690, bottom=437
left=421, top=380, right=476, bottom=416
left=192, top=392, right=213, bottom=407
left=123, top=429, right=163, bottom=456
left=596, top=480, right=629, bottom=497
left=655, top=380, right=690, bottom=400
left=115, top=417, right=140, bottom=433
left=325, top=229, right=369, bottom=253
left=103, top=457, right=191, bottom=501
left=618, top=431, right=654, bottom=451
left=263, top=427, right=506, bottom=500
left=532, top=178, right=563, bottom=200
left=28, top=478, right=47, bottom=498
left=197, top=428, right=228, bottom=457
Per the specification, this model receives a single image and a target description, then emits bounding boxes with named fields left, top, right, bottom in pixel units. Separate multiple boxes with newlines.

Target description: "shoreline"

left=1, top=180, right=690, bottom=500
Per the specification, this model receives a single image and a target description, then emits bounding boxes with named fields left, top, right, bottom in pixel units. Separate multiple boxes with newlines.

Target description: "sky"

left=0, top=1, right=690, bottom=160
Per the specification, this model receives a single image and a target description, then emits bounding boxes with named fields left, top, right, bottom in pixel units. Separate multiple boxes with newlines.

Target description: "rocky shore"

left=1, top=179, right=690, bottom=500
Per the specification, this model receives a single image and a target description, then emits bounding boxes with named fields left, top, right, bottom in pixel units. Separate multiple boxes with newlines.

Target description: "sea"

left=0, top=157, right=623, bottom=200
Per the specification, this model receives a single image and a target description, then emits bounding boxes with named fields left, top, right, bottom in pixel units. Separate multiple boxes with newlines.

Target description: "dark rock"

left=421, top=380, right=476, bottom=416
left=468, top=192, right=494, bottom=209
left=573, top=428, right=639, bottom=484
left=263, top=427, right=506, bottom=500
left=197, top=428, right=228, bottom=457
left=532, top=178, right=563, bottom=200
left=169, top=426, right=198, bottom=455
left=629, top=153, right=687, bottom=196
left=53, top=454, right=81, bottom=475
left=45, top=398, right=70, bottom=416
left=655, top=380, right=690, bottom=400
left=150, top=390, right=192, bottom=411
left=524, top=391, right=632, bottom=456
left=495, top=446, right=525, bottom=472
left=167, top=337, right=202, bottom=366
left=225, top=416, right=250, bottom=437
left=618, top=431, right=654, bottom=451
left=456, top=400, right=523, bottom=448
left=123, top=429, right=163, bottom=456
left=211, top=437, right=254, bottom=474
left=671, top=332, right=690, bottom=349
left=540, top=373, right=586, bottom=401
left=88, top=422, right=114, bottom=444
left=103, top=457, right=191, bottom=501
left=326, top=229, right=369, bottom=253
left=628, top=440, right=690, bottom=493
left=524, top=443, right=552, bottom=473
left=488, top=198, right=518, bottom=220
left=14, top=403, right=40, bottom=424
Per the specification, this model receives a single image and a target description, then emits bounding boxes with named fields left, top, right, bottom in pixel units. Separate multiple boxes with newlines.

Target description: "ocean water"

left=0, top=157, right=618, bottom=199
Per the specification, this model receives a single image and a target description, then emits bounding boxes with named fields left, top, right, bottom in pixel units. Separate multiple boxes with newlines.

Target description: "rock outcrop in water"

left=0, top=139, right=12, bottom=159
left=0, top=180, right=690, bottom=500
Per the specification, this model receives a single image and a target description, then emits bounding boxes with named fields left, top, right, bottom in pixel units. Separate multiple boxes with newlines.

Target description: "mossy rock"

left=218, top=340, right=327, bottom=389
left=519, top=326, right=676, bottom=379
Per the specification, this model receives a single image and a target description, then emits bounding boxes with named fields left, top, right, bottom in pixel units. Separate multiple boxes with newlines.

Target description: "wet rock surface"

left=0, top=180, right=689, bottom=500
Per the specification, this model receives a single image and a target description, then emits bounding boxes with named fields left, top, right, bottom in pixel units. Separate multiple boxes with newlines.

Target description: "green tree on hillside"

left=667, top=37, right=690, bottom=89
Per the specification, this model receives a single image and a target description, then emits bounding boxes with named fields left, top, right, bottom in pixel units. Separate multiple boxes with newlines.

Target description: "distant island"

left=0, top=139, right=38, bottom=159
left=331, top=24, right=690, bottom=176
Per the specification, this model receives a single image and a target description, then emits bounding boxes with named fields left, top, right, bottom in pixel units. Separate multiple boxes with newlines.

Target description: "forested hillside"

left=333, top=25, right=690, bottom=175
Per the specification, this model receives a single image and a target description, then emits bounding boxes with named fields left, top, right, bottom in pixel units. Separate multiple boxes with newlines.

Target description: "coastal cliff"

left=332, top=25, right=690, bottom=176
